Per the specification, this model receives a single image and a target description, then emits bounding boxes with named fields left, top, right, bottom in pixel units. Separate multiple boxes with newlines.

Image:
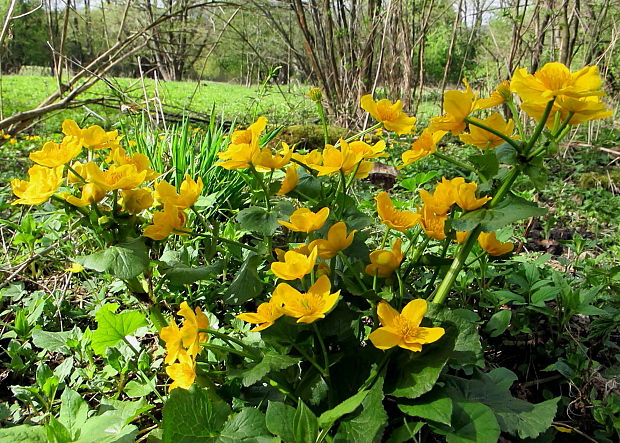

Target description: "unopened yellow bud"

left=307, top=88, right=323, bottom=102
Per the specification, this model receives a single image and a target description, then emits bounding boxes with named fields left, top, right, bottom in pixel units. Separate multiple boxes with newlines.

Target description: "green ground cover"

left=1, top=75, right=316, bottom=134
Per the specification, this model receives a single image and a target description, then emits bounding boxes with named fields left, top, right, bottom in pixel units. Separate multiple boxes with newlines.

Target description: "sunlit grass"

left=0, top=75, right=316, bottom=134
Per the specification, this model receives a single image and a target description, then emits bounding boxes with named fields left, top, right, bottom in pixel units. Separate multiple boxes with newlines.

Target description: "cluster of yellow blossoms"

left=216, top=115, right=392, bottom=192
left=399, top=63, right=610, bottom=167
left=159, top=302, right=209, bottom=390
left=11, top=119, right=203, bottom=240
left=511, top=63, right=611, bottom=127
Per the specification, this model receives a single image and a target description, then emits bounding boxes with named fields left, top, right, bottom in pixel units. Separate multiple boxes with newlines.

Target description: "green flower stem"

left=403, top=227, right=421, bottom=255
left=343, top=122, right=382, bottom=144
left=338, top=169, right=347, bottom=219
left=432, top=152, right=480, bottom=178
left=249, top=166, right=272, bottom=211
left=51, top=195, right=89, bottom=217
left=524, top=99, right=556, bottom=156
left=317, top=427, right=331, bottom=443
left=190, top=206, right=211, bottom=231
left=267, top=375, right=298, bottom=404
left=122, top=336, right=141, bottom=355
left=489, top=166, right=520, bottom=209
left=465, top=251, right=487, bottom=267
left=464, top=117, right=521, bottom=151
left=337, top=251, right=368, bottom=292
left=176, top=229, right=259, bottom=253
left=291, top=342, right=327, bottom=376
left=199, top=328, right=259, bottom=356
left=423, top=239, right=451, bottom=298
left=345, top=162, right=363, bottom=188
left=313, top=323, right=330, bottom=373
left=432, top=165, right=521, bottom=304
left=526, top=142, right=550, bottom=160
left=316, top=101, right=329, bottom=146
left=329, top=256, right=337, bottom=286
left=359, top=349, right=392, bottom=391
left=409, top=236, right=430, bottom=265
left=373, top=229, right=391, bottom=292
left=290, top=158, right=316, bottom=175
left=432, top=226, right=482, bottom=304
left=396, top=271, right=405, bottom=310
left=313, top=323, right=334, bottom=407
left=552, top=111, right=575, bottom=140
left=112, top=190, right=119, bottom=216
left=67, top=164, right=87, bottom=184
left=506, top=99, right=526, bottom=139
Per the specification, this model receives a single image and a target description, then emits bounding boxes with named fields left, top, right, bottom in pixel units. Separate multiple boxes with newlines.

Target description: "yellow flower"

left=166, top=350, right=196, bottom=391
left=401, top=130, right=447, bottom=167
left=455, top=231, right=470, bottom=244
left=510, top=63, right=604, bottom=105
left=217, top=117, right=266, bottom=169
left=317, top=262, right=330, bottom=278
left=85, top=163, right=147, bottom=191
left=9, top=138, right=17, bottom=145
left=308, top=221, right=356, bottom=259
left=29, top=140, right=82, bottom=167
left=307, top=87, right=323, bottom=102
left=429, top=79, right=478, bottom=135
left=369, top=299, right=445, bottom=352
left=274, top=243, right=311, bottom=262
left=278, top=207, right=329, bottom=233
left=160, top=318, right=184, bottom=365
left=293, top=149, right=323, bottom=167
left=179, top=175, right=203, bottom=208
left=453, top=181, right=491, bottom=211
left=177, top=302, right=210, bottom=358
left=460, top=113, right=518, bottom=149
left=348, top=140, right=388, bottom=160
left=237, top=299, right=284, bottom=332
left=11, top=165, right=64, bottom=205
left=62, top=119, right=121, bottom=150
left=252, top=142, right=292, bottom=171
left=67, top=162, right=90, bottom=183
left=109, top=147, right=158, bottom=180
left=419, top=205, right=448, bottom=241
left=271, top=246, right=318, bottom=281
left=231, top=116, right=267, bottom=145
left=277, top=275, right=340, bottom=323
left=310, top=140, right=364, bottom=177
left=61, top=183, right=106, bottom=207
left=65, top=263, right=84, bottom=273
left=475, top=80, right=512, bottom=109
left=120, top=188, right=154, bottom=214
left=217, top=143, right=257, bottom=170
left=376, top=192, right=421, bottom=232
left=365, top=238, right=403, bottom=278
left=143, top=204, right=188, bottom=240
left=360, top=95, right=416, bottom=134
left=419, top=177, right=462, bottom=216
left=277, top=165, right=299, bottom=195
left=478, top=232, right=514, bottom=256
left=521, top=96, right=612, bottom=129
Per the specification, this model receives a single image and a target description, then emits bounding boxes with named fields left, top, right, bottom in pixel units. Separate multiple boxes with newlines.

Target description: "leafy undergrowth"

left=1, top=69, right=619, bottom=442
